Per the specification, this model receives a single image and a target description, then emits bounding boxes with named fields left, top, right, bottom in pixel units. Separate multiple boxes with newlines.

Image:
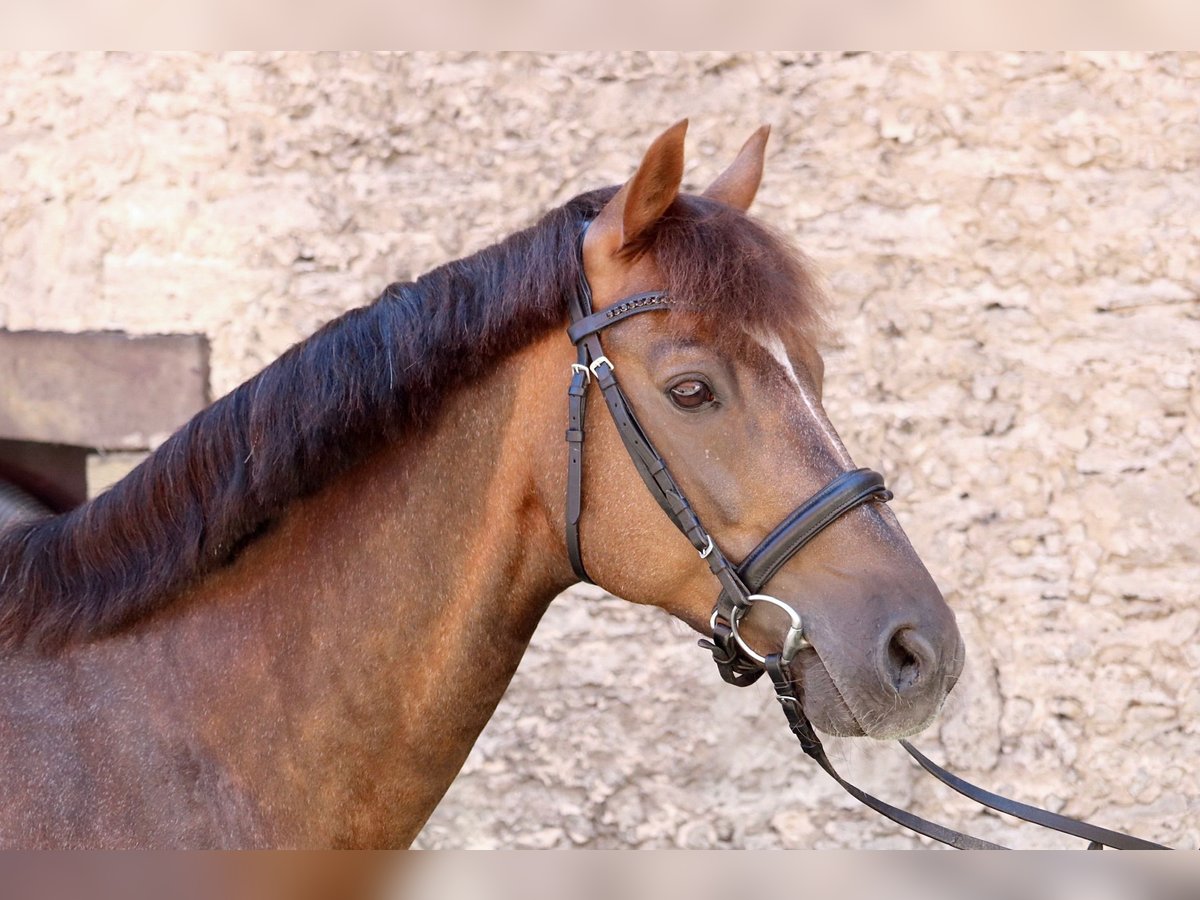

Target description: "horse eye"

left=668, top=379, right=715, bottom=410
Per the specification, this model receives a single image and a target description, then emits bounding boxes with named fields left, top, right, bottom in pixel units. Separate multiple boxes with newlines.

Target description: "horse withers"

left=0, top=121, right=962, bottom=847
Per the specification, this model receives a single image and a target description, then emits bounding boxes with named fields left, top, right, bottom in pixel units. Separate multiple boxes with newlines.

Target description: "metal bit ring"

left=729, top=594, right=810, bottom=666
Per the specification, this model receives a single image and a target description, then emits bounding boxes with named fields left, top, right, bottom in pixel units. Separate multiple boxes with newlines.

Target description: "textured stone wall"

left=2, top=51, right=1196, bottom=848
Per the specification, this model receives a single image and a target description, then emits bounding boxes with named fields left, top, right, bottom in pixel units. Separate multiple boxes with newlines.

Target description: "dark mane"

left=0, top=188, right=826, bottom=652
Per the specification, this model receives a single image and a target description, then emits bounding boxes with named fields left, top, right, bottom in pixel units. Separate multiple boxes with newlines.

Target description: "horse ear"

left=589, top=119, right=687, bottom=256
left=703, top=124, right=770, bottom=212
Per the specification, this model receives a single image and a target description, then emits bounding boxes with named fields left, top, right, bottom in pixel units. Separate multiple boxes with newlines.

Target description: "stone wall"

left=1, top=51, right=1196, bottom=848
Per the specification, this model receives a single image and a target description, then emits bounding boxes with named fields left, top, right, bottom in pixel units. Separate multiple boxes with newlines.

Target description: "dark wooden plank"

left=0, top=331, right=209, bottom=450
left=0, top=438, right=88, bottom=511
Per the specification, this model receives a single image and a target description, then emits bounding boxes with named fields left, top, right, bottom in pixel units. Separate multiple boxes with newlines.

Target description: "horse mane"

left=0, top=188, right=827, bottom=652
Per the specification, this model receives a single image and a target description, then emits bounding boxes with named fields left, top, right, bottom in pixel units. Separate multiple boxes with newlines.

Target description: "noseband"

left=562, top=231, right=1168, bottom=850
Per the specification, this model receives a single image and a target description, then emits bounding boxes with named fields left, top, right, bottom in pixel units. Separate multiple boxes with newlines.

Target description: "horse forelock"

left=0, top=186, right=826, bottom=653
left=628, top=193, right=830, bottom=351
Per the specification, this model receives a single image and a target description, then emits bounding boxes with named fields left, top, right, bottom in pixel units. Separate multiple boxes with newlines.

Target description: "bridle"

left=563, top=228, right=1169, bottom=850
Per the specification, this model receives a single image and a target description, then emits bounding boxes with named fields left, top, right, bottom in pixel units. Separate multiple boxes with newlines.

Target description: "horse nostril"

left=884, top=627, right=926, bottom=694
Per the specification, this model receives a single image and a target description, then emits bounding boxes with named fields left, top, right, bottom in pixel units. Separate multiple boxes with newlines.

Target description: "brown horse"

left=0, top=121, right=962, bottom=848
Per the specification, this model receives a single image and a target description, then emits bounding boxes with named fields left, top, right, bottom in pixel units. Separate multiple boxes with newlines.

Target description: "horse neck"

left=113, top=330, right=573, bottom=846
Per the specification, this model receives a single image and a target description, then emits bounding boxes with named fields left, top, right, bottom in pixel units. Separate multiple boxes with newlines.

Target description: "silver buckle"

left=588, top=355, right=613, bottom=377
left=570, top=363, right=591, bottom=384
left=729, top=594, right=810, bottom=666
left=698, top=535, right=714, bottom=559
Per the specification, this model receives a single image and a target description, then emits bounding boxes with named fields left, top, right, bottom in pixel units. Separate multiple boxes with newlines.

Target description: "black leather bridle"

left=563, top=229, right=1170, bottom=849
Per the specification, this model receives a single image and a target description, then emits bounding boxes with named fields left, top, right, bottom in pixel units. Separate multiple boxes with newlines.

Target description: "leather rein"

left=563, top=233, right=1168, bottom=850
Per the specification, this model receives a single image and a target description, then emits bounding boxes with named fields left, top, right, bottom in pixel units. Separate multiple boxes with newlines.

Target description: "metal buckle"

left=698, top=535, right=714, bottom=559
left=588, top=355, right=613, bottom=377
left=729, top=594, right=810, bottom=666
left=570, top=363, right=591, bottom=384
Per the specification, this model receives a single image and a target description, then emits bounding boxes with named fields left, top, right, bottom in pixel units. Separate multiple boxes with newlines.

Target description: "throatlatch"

left=562, top=228, right=1168, bottom=850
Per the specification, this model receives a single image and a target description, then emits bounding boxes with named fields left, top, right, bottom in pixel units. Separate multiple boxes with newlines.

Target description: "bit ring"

left=729, top=594, right=810, bottom=666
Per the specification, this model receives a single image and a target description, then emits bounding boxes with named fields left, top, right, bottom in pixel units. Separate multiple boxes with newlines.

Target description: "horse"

left=0, top=120, right=963, bottom=848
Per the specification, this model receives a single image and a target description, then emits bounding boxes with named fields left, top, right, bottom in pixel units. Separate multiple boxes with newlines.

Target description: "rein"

left=563, top=235, right=1169, bottom=850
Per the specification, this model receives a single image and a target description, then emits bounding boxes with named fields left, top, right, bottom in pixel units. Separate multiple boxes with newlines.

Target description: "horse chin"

left=795, top=651, right=868, bottom=737
left=797, top=651, right=938, bottom=741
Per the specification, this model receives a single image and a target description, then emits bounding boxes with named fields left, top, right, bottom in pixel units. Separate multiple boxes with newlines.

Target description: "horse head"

left=563, top=120, right=964, bottom=739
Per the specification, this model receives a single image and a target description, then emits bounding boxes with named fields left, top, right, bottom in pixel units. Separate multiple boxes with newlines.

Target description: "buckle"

left=570, top=363, right=591, bottom=384
left=588, top=355, right=613, bottom=377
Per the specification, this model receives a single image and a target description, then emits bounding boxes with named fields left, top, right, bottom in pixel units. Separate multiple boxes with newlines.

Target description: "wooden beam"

left=0, top=331, right=209, bottom=451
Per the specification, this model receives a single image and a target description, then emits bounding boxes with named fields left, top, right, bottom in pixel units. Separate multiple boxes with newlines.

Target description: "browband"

left=566, top=291, right=671, bottom=344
